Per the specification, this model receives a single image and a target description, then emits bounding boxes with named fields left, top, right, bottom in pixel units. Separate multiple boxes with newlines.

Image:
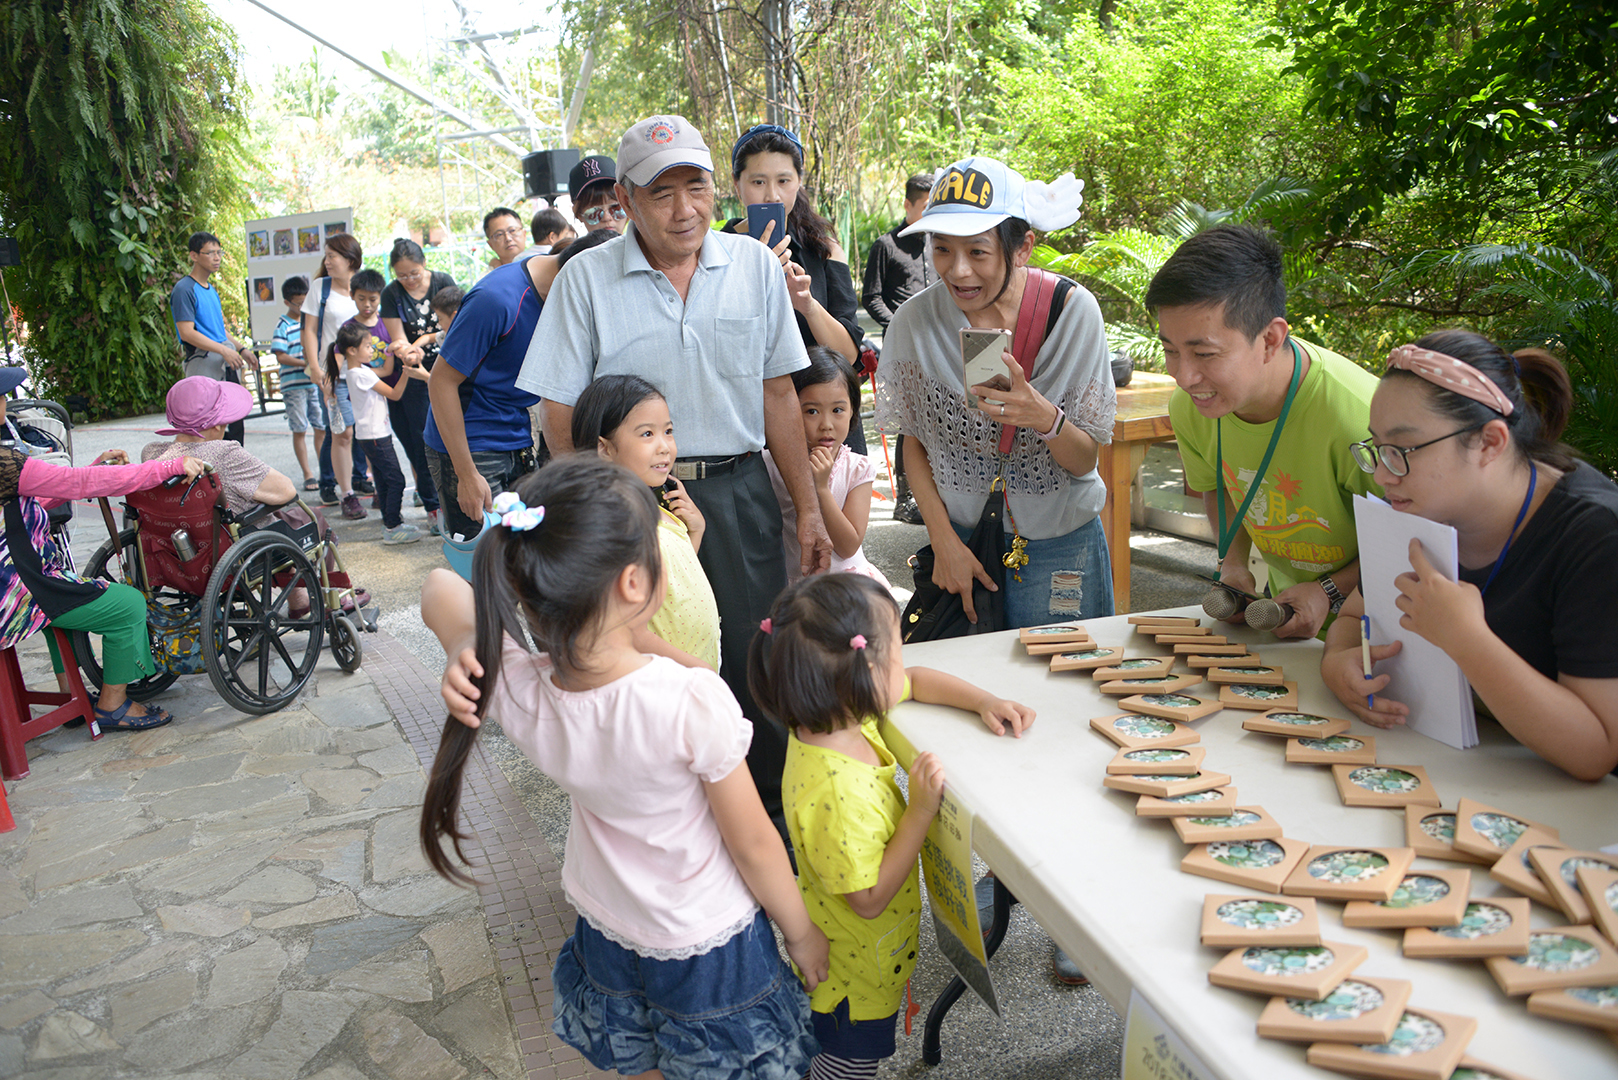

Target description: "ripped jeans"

left=951, top=513, right=1114, bottom=627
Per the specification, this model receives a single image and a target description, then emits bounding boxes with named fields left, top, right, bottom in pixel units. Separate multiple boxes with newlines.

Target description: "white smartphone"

left=960, top=327, right=1013, bottom=409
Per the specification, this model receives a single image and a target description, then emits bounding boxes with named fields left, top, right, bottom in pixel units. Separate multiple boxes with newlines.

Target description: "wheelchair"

left=71, top=469, right=371, bottom=715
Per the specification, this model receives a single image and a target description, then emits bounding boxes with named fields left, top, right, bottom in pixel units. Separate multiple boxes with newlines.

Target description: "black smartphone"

left=658, top=476, right=678, bottom=509
left=746, top=203, right=788, bottom=243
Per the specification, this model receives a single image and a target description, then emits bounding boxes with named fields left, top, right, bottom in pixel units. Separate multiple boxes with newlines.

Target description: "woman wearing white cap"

left=874, top=157, right=1116, bottom=629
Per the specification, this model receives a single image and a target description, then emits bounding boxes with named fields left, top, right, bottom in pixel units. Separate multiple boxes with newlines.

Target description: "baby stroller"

left=72, top=470, right=371, bottom=715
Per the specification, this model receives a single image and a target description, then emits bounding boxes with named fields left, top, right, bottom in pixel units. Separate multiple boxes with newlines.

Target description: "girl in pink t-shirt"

left=420, top=455, right=826, bottom=1080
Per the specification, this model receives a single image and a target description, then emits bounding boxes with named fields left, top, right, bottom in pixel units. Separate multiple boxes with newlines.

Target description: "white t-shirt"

left=343, top=365, right=391, bottom=440
left=301, top=281, right=358, bottom=372
left=489, top=642, right=759, bottom=956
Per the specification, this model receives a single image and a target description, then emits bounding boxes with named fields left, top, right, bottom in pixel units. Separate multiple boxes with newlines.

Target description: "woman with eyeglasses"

left=379, top=239, right=459, bottom=533
left=1321, top=329, right=1618, bottom=779
left=725, top=125, right=866, bottom=450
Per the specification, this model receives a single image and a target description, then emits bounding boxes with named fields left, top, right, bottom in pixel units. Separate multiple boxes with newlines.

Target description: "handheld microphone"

left=1246, top=598, right=1295, bottom=633
left=1201, top=584, right=1248, bottom=621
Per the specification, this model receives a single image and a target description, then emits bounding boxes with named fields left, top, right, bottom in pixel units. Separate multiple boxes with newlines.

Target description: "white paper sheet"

left=1353, top=494, right=1478, bottom=749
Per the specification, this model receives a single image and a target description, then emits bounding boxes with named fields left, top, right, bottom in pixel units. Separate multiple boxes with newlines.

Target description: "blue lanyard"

left=1216, top=339, right=1303, bottom=570
left=1480, top=464, right=1536, bottom=596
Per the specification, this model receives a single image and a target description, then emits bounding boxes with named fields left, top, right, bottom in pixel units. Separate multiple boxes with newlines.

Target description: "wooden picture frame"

left=1047, top=646, right=1124, bottom=671
left=1305, top=1008, right=1476, bottom=1080
left=1526, top=984, right=1618, bottom=1033
left=1575, top=865, right=1618, bottom=950
left=1285, top=733, right=1377, bottom=766
left=1136, top=785, right=1238, bottom=818
left=1451, top=797, right=1560, bottom=861
left=1402, top=807, right=1494, bottom=866
left=1128, top=614, right=1201, bottom=627
left=1257, top=976, right=1412, bottom=1045
left=1282, top=845, right=1416, bottom=902
left=1402, top=897, right=1531, bottom=959
left=1200, top=893, right=1322, bottom=948
left=1103, top=769, right=1232, bottom=798
left=1525, top=846, right=1618, bottom=924
left=1331, top=764, right=1441, bottom=808
left=1241, top=710, right=1351, bottom=738
left=1154, top=632, right=1225, bottom=645
left=1181, top=836, right=1311, bottom=893
left=1188, top=651, right=1265, bottom=669
left=1088, top=712, right=1200, bottom=750
left=1342, top=869, right=1471, bottom=929
left=1106, top=744, right=1207, bottom=776
left=1091, top=656, right=1176, bottom=680
left=1448, top=1058, right=1540, bottom=1080
left=1172, top=805, right=1283, bottom=844
left=1099, top=673, right=1203, bottom=696
left=1206, top=664, right=1285, bottom=686
left=1019, top=622, right=1091, bottom=645
left=1174, top=642, right=1250, bottom=656
left=1025, top=637, right=1097, bottom=656
left=1484, top=924, right=1618, bottom=996
left=1118, top=692, right=1223, bottom=722
left=1208, top=940, right=1368, bottom=1000
left=1219, top=682, right=1301, bottom=711
left=1487, top=827, right=1567, bottom=907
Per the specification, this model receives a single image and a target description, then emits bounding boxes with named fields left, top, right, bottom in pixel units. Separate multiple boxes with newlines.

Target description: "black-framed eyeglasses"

left=1350, top=421, right=1489, bottom=476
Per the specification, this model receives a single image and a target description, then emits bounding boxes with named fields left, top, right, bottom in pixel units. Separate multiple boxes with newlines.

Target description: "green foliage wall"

left=0, top=0, right=247, bottom=417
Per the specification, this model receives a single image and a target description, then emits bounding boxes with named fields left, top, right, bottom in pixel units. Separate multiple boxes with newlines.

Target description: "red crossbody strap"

left=999, top=268, right=1059, bottom=454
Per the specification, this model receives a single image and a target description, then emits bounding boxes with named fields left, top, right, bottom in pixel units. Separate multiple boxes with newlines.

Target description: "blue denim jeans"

left=424, top=445, right=534, bottom=539
left=951, top=513, right=1115, bottom=628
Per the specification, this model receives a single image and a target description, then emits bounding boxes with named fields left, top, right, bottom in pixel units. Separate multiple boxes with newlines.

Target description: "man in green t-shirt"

left=1146, top=225, right=1380, bottom=639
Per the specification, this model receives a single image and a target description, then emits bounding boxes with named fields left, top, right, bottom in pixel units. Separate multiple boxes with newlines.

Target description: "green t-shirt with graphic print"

left=1170, top=340, right=1380, bottom=594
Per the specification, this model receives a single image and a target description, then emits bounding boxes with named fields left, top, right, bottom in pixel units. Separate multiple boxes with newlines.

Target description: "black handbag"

left=900, top=482, right=1009, bottom=642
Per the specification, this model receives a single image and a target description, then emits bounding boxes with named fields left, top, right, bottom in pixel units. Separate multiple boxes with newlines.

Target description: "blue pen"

left=1360, top=615, right=1375, bottom=709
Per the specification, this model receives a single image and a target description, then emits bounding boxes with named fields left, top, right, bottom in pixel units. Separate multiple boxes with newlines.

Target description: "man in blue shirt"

left=169, top=231, right=257, bottom=445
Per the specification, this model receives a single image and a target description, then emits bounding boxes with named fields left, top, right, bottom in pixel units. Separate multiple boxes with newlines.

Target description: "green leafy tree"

left=0, top=0, right=248, bottom=417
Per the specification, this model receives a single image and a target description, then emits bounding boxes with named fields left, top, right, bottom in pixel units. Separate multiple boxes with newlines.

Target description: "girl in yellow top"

left=572, top=376, right=721, bottom=670
left=749, top=573, right=1035, bottom=1079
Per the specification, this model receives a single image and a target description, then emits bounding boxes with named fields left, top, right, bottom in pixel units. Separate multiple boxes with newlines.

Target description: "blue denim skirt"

left=552, top=910, right=818, bottom=1080
left=951, top=513, right=1115, bottom=628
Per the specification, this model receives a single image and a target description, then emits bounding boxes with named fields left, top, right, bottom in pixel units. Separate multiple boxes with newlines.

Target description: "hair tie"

left=492, top=491, right=545, bottom=532
left=849, top=634, right=867, bottom=650
left=759, top=618, right=772, bottom=634
left=1385, top=344, right=1514, bottom=416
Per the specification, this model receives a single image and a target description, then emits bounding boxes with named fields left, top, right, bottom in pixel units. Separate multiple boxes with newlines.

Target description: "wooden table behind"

left=1099, top=373, right=1179, bottom=611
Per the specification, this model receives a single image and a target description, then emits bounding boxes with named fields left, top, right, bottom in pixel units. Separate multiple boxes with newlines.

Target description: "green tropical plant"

left=0, top=0, right=248, bottom=417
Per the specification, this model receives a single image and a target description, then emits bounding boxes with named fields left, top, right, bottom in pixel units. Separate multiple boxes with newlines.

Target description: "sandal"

left=94, top=699, right=174, bottom=732
left=302, top=478, right=321, bottom=492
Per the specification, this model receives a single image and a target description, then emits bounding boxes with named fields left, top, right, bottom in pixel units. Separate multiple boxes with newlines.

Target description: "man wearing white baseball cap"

left=517, top=114, right=830, bottom=826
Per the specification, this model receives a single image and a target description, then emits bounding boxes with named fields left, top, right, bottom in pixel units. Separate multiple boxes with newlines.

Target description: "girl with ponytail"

left=749, top=573, right=1035, bottom=1079
left=1322, top=329, right=1618, bottom=779
left=419, top=455, right=825, bottom=1078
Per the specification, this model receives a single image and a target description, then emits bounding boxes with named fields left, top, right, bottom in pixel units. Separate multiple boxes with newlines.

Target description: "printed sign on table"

left=1122, top=988, right=1216, bottom=1080
left=920, top=787, right=999, bottom=1016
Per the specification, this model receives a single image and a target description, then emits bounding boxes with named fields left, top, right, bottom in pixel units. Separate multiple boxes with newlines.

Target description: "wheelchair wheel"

left=201, top=529, right=325, bottom=715
left=71, top=528, right=183, bottom=702
left=330, top=615, right=363, bottom=672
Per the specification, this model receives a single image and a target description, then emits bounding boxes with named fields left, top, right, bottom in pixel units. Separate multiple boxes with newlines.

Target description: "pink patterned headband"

left=1385, top=344, right=1514, bottom=416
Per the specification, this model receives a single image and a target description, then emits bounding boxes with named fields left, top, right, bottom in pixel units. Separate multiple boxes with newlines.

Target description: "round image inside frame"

left=1307, top=850, right=1390, bottom=883
left=1378, top=874, right=1451, bottom=909
left=1469, top=811, right=1528, bottom=850
left=1419, top=812, right=1457, bottom=843
left=1347, top=766, right=1421, bottom=793
left=1117, top=658, right=1161, bottom=669
left=1026, top=625, right=1081, bottom=635
left=1451, top=1070, right=1513, bottom=1080
left=1556, top=854, right=1618, bottom=891
left=1160, top=789, right=1224, bottom=804
left=1606, top=881, right=1618, bottom=913
left=1189, top=810, right=1261, bottom=828
left=1215, top=898, right=1303, bottom=930
left=1297, top=735, right=1365, bottom=752
left=1061, top=649, right=1112, bottom=660
left=1241, top=945, right=1335, bottom=976
left=1264, top=712, right=1330, bottom=726
left=1364, top=1012, right=1446, bottom=1056
left=1141, top=693, right=1199, bottom=707
left=1112, top=716, right=1175, bottom=738
left=1511, top=932, right=1601, bottom=973
left=1567, top=985, right=1618, bottom=1008
left=1285, top=980, right=1385, bottom=1021
left=1208, top=839, right=1285, bottom=868
left=1435, top=902, right=1514, bottom=939
left=1123, top=748, right=1190, bottom=762
left=1231, top=684, right=1287, bottom=699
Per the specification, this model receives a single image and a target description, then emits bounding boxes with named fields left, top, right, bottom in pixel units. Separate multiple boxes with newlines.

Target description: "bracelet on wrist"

left=1038, top=405, right=1067, bottom=441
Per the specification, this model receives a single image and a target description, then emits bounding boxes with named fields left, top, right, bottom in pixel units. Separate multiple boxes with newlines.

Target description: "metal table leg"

left=922, top=876, right=1016, bottom=1065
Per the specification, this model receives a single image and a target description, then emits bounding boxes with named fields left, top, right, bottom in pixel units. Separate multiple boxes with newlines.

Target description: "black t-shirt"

left=380, top=271, right=458, bottom=368
left=720, top=219, right=862, bottom=356
left=1458, top=461, right=1618, bottom=681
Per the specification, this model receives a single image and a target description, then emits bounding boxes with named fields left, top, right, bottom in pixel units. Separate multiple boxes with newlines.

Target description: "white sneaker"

left=382, top=523, right=423, bottom=545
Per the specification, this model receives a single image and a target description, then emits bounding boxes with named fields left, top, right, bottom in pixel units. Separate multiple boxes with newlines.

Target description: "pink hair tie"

left=759, top=618, right=772, bottom=634
left=850, top=634, right=867, bottom=650
left=1386, top=344, right=1514, bottom=416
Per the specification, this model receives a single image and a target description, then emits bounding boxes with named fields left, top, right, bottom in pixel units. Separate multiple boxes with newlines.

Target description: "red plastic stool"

left=0, top=779, right=14, bottom=832
left=0, top=629, right=101, bottom=781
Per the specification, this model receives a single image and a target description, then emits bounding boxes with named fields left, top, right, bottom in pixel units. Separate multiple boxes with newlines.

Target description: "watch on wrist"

left=1320, top=575, right=1346, bottom=614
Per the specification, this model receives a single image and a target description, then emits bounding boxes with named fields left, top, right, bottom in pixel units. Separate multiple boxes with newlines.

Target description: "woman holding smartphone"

left=874, top=156, right=1117, bottom=629
left=724, top=125, right=866, bottom=450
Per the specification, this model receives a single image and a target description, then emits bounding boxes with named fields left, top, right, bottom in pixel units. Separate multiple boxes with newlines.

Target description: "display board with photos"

left=243, top=208, right=353, bottom=346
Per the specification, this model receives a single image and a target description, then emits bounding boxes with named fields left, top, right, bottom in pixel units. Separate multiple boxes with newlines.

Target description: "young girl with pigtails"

left=419, top=455, right=826, bottom=1080
left=748, top=573, right=1036, bottom=1080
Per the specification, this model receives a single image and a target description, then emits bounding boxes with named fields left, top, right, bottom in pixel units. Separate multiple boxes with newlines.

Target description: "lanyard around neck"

left=1480, top=464, right=1537, bottom=596
left=1216, top=338, right=1304, bottom=570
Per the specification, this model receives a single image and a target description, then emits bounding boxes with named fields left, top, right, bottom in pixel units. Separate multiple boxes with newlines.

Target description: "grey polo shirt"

left=516, top=223, right=809, bottom=457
